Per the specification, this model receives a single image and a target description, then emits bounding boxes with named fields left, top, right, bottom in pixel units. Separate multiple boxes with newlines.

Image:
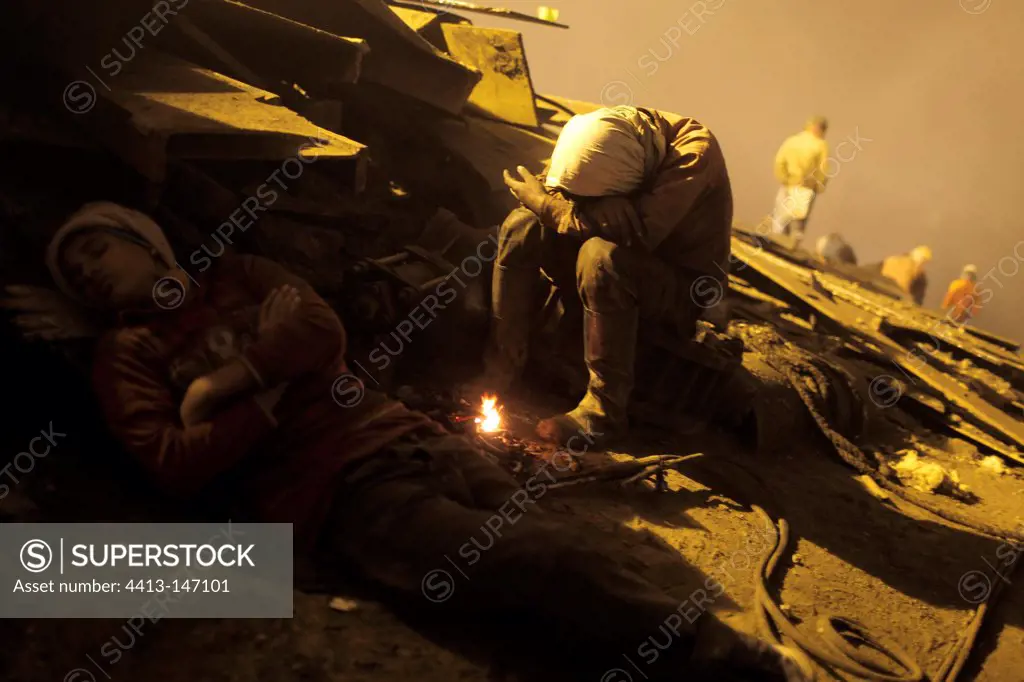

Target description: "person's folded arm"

left=635, top=140, right=714, bottom=251
left=233, top=254, right=346, bottom=387
left=93, top=329, right=276, bottom=497
left=537, top=191, right=591, bottom=237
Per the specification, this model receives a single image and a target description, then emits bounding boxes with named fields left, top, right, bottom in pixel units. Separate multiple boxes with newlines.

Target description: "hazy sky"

left=478, top=0, right=1024, bottom=342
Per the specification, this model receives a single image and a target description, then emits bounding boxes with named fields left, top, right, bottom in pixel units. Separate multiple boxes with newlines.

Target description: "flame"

left=474, top=394, right=503, bottom=433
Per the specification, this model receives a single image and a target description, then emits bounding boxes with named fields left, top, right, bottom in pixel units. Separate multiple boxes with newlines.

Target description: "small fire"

left=475, top=394, right=503, bottom=433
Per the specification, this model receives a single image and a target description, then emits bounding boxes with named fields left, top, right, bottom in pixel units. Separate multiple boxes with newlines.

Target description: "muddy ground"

left=1, top=332, right=1022, bottom=682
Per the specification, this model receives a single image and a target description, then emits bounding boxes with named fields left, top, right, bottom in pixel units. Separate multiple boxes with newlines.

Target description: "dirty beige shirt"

left=774, top=130, right=829, bottom=192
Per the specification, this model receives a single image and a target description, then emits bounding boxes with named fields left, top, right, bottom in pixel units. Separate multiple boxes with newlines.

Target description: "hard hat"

left=910, top=245, right=933, bottom=263
left=962, top=264, right=978, bottom=276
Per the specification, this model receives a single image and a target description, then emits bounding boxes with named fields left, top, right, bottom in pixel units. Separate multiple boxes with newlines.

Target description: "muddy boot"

left=465, top=264, right=537, bottom=397
left=536, top=306, right=638, bottom=449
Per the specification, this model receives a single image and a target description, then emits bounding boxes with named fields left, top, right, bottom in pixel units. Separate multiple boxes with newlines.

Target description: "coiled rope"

left=752, top=505, right=923, bottom=680
left=757, top=335, right=1022, bottom=680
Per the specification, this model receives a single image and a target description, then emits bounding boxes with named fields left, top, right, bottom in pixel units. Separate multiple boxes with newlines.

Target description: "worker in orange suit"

left=942, top=264, right=982, bottom=324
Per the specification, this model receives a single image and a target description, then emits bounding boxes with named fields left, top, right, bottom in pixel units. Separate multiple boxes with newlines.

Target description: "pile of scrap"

left=2, top=1, right=1019, bottom=462
left=727, top=227, right=1024, bottom=470
left=0, top=0, right=564, bottom=207
left=1, top=5, right=1022, bottom=680
left=1, top=1, right=1020, bottom=459
left=0, top=0, right=579, bottom=374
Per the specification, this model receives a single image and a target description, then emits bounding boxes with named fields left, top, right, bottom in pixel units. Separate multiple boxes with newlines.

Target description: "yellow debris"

left=538, top=6, right=560, bottom=22
left=979, top=455, right=1008, bottom=476
left=892, top=450, right=970, bottom=497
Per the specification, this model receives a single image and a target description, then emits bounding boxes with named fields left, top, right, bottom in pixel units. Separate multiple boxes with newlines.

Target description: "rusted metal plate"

left=962, top=325, right=1020, bottom=353
left=900, top=389, right=1024, bottom=463
left=390, top=6, right=445, bottom=34
left=430, top=112, right=556, bottom=221
left=433, top=114, right=555, bottom=209
left=171, top=0, right=369, bottom=96
left=801, top=263, right=1024, bottom=388
left=877, top=317, right=1024, bottom=378
left=441, top=24, right=539, bottom=127
left=730, top=238, right=1024, bottom=459
left=243, top=0, right=481, bottom=114
left=732, top=225, right=908, bottom=300
left=389, top=5, right=465, bottom=48
left=80, top=51, right=366, bottom=183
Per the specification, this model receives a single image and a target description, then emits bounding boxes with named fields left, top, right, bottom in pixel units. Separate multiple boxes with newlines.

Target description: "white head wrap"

left=545, top=106, right=667, bottom=197
left=46, top=201, right=175, bottom=303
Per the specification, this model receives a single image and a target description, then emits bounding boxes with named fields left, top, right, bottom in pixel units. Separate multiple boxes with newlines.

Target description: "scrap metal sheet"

left=177, top=0, right=370, bottom=94
left=730, top=237, right=1024, bottom=462
left=87, top=52, right=366, bottom=182
left=244, top=0, right=481, bottom=113
left=442, top=24, right=539, bottom=127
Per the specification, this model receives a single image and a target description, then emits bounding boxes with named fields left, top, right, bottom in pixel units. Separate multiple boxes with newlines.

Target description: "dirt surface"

left=2, top=347, right=1022, bottom=682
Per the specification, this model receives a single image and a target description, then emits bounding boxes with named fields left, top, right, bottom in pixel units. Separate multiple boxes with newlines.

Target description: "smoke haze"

left=485, top=0, right=1024, bottom=342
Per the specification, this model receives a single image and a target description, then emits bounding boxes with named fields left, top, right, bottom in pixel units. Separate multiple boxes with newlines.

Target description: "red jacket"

left=92, top=254, right=437, bottom=547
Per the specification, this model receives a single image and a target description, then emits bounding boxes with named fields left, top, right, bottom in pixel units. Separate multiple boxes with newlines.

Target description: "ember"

left=475, top=395, right=503, bottom=432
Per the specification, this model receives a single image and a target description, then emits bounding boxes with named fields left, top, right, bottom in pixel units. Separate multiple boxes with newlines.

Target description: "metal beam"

left=388, top=0, right=570, bottom=28
left=79, top=51, right=366, bottom=184
left=244, top=0, right=481, bottom=114
left=173, top=0, right=369, bottom=96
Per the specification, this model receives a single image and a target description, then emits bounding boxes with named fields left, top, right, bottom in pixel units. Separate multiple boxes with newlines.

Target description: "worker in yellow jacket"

left=772, top=116, right=829, bottom=247
left=942, top=264, right=982, bottom=323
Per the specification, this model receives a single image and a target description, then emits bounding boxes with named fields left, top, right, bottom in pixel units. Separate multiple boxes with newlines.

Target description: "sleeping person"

left=33, top=200, right=806, bottom=682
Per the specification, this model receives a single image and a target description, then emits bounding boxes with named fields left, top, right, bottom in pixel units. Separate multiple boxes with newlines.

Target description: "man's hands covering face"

left=582, top=196, right=643, bottom=248
left=503, top=166, right=644, bottom=248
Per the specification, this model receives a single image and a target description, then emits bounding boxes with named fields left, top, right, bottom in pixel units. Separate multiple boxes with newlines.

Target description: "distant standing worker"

left=942, top=264, right=982, bottom=323
left=772, top=116, right=829, bottom=247
left=881, top=245, right=932, bottom=305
